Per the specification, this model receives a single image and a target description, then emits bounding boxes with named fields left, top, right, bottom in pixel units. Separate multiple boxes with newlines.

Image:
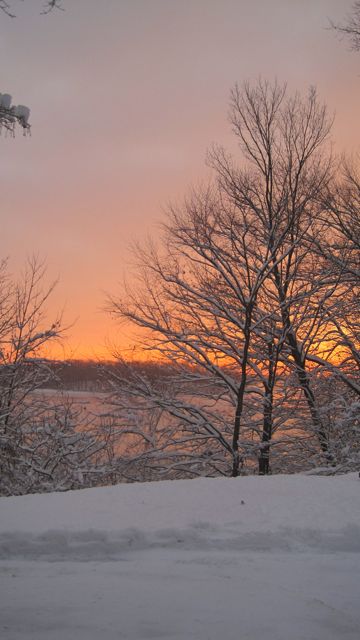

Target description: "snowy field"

left=1, top=474, right=360, bottom=640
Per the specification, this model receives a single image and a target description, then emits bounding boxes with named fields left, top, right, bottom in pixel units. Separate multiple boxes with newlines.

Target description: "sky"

left=0, top=0, right=359, bottom=360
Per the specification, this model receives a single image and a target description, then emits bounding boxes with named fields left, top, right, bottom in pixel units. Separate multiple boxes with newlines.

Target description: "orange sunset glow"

left=1, top=0, right=360, bottom=359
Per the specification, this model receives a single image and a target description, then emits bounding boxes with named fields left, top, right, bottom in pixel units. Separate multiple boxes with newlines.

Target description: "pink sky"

left=1, top=0, right=359, bottom=359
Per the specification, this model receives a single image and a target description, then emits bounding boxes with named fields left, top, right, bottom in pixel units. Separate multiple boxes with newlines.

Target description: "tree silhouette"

left=331, top=2, right=360, bottom=51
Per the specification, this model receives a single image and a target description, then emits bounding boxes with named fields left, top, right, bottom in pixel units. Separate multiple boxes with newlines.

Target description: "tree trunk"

left=258, top=391, right=273, bottom=474
left=272, top=263, right=330, bottom=459
left=232, top=308, right=253, bottom=477
left=258, top=340, right=276, bottom=475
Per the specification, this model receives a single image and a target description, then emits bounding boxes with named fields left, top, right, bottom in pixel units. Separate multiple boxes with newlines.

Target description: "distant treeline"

left=41, top=359, right=175, bottom=391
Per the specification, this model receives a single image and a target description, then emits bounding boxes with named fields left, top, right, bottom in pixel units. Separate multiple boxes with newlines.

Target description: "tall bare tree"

left=109, top=81, right=347, bottom=477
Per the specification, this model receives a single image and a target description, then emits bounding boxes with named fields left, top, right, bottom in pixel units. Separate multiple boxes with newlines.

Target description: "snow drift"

left=1, top=473, right=359, bottom=640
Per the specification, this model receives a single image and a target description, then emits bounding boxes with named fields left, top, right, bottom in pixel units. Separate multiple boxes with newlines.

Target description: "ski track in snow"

left=1, top=523, right=360, bottom=561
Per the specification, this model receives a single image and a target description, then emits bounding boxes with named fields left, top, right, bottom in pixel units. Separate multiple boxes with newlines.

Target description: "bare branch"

left=331, top=1, right=360, bottom=51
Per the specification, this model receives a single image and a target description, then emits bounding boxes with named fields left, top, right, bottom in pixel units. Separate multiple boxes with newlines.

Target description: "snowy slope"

left=1, top=474, right=360, bottom=639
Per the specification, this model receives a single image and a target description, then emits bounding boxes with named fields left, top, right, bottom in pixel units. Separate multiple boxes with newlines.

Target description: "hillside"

left=1, top=473, right=360, bottom=639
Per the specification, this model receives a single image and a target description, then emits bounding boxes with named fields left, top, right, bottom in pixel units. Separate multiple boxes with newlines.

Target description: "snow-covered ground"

left=1, top=473, right=359, bottom=640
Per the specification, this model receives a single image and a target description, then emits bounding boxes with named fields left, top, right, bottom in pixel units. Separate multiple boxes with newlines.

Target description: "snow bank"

left=1, top=472, right=359, bottom=542
left=1, top=474, right=359, bottom=640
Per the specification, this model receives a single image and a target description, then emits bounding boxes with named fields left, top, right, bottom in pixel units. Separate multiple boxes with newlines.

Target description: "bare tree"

left=214, top=81, right=337, bottom=459
left=108, top=81, right=344, bottom=477
left=0, top=259, right=59, bottom=489
left=308, top=160, right=360, bottom=399
left=331, top=2, right=360, bottom=51
left=0, top=258, right=112, bottom=495
left=0, top=258, right=139, bottom=494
